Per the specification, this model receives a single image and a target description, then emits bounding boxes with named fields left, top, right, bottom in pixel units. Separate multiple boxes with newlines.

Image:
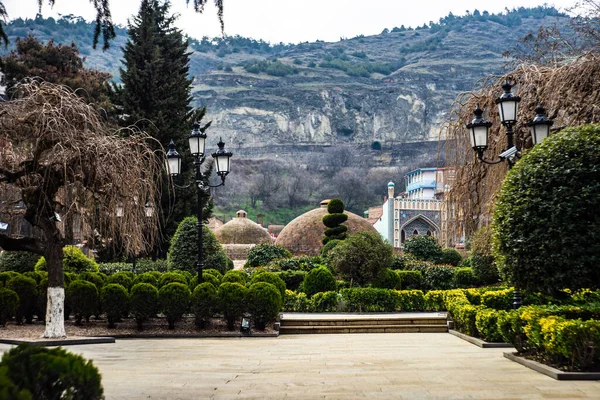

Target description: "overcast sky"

left=4, top=0, right=576, bottom=43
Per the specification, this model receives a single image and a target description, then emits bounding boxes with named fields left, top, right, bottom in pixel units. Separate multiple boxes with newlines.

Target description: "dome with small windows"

left=214, top=210, right=273, bottom=245
left=275, top=200, right=377, bottom=256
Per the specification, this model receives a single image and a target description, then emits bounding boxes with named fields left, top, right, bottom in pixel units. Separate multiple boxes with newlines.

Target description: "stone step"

left=280, top=318, right=447, bottom=327
left=279, top=324, right=448, bottom=334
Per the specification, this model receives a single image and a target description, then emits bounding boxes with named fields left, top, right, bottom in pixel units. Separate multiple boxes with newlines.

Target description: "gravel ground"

left=0, top=317, right=275, bottom=340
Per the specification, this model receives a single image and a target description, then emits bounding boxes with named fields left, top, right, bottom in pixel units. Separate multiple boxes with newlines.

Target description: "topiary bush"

left=171, top=270, right=192, bottom=284
left=159, top=282, right=191, bottom=329
left=303, top=266, right=337, bottom=297
left=246, top=243, right=291, bottom=268
left=78, top=272, right=106, bottom=291
left=403, top=235, right=442, bottom=262
left=67, top=280, right=98, bottom=325
left=101, top=284, right=129, bottom=328
left=190, top=272, right=221, bottom=290
left=322, top=198, right=348, bottom=244
left=167, top=216, right=231, bottom=274
left=130, top=283, right=159, bottom=330
left=0, top=271, right=18, bottom=287
left=134, top=272, right=159, bottom=287
left=7, top=275, right=37, bottom=324
left=248, top=282, right=282, bottom=330
left=439, top=248, right=462, bottom=266
left=0, top=343, right=104, bottom=399
left=222, top=270, right=248, bottom=285
left=159, top=271, right=188, bottom=288
left=250, top=271, right=286, bottom=300
left=276, top=270, right=306, bottom=291
left=320, top=239, right=341, bottom=257
left=203, top=268, right=223, bottom=280
left=493, top=124, right=600, bottom=295
left=452, top=267, right=478, bottom=288
left=396, top=270, right=423, bottom=290
left=0, top=288, right=19, bottom=325
left=372, top=268, right=402, bottom=290
left=106, top=272, right=133, bottom=291
left=328, top=231, right=393, bottom=286
left=0, top=251, right=40, bottom=273
left=217, top=282, right=248, bottom=330
left=191, top=282, right=217, bottom=328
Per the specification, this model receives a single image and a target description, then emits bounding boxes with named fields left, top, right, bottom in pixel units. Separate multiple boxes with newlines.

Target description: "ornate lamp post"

left=466, top=81, right=554, bottom=308
left=165, top=121, right=233, bottom=282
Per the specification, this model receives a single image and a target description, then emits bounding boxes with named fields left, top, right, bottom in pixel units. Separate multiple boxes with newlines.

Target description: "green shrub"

left=276, top=270, right=306, bottom=291
left=395, top=290, right=425, bottom=311
left=475, top=308, right=504, bottom=342
left=222, top=270, right=248, bottom=285
left=134, top=258, right=169, bottom=273
left=248, top=282, right=282, bottom=330
left=422, top=265, right=454, bottom=290
left=0, top=288, right=19, bottom=325
left=218, top=282, right=248, bottom=330
left=336, top=280, right=351, bottom=290
left=0, top=271, right=18, bottom=287
left=130, top=283, right=159, bottom=330
left=78, top=272, right=106, bottom=291
left=98, top=262, right=133, bottom=275
left=322, top=198, right=348, bottom=244
left=22, top=271, right=42, bottom=284
left=493, top=125, right=600, bottom=295
left=158, top=272, right=187, bottom=288
left=396, top=270, right=422, bottom=290
left=310, top=291, right=340, bottom=312
left=246, top=243, right=291, bottom=268
left=439, top=248, right=462, bottom=266
left=35, top=246, right=98, bottom=273
left=481, top=288, right=513, bottom=311
left=283, top=290, right=309, bottom=312
left=0, top=344, right=103, bottom=399
left=320, top=239, right=341, bottom=257
left=403, top=235, right=442, bottom=262
left=250, top=272, right=286, bottom=300
left=341, top=288, right=396, bottom=312
left=303, top=266, right=337, bottom=297
left=203, top=268, right=223, bottom=281
left=7, top=275, right=37, bottom=324
left=470, top=226, right=499, bottom=284
left=191, top=282, right=217, bottom=328
left=267, top=256, right=323, bottom=272
left=190, top=272, right=221, bottom=290
left=172, top=270, right=193, bottom=284
left=448, top=301, right=481, bottom=336
left=452, top=267, right=477, bottom=288
left=0, top=365, right=31, bottom=399
left=329, top=231, right=393, bottom=286
left=106, top=272, right=133, bottom=291
left=497, top=309, right=529, bottom=353
left=159, top=282, right=191, bottom=329
left=67, top=280, right=98, bottom=325
left=168, top=216, right=230, bottom=273
left=134, top=272, right=159, bottom=287
left=463, top=288, right=482, bottom=305
left=424, top=290, right=446, bottom=311
left=101, top=284, right=129, bottom=328
left=389, top=255, right=411, bottom=270
left=0, top=252, right=40, bottom=273
left=373, top=268, right=402, bottom=289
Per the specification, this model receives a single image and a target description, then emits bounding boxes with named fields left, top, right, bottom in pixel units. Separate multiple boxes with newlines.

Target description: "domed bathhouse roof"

left=214, top=210, right=273, bottom=245
left=275, top=200, right=377, bottom=256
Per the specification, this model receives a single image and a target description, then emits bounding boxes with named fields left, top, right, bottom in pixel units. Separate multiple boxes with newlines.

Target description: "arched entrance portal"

left=400, top=214, right=440, bottom=245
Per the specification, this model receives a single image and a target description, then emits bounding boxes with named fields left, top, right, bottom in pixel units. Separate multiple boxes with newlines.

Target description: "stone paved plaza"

left=2, top=333, right=600, bottom=399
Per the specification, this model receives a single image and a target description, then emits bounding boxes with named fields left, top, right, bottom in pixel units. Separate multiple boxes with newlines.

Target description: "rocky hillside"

left=1, top=8, right=571, bottom=161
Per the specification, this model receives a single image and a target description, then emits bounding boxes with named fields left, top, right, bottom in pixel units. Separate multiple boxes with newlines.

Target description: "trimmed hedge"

left=250, top=272, right=286, bottom=300
left=159, top=283, right=191, bottom=329
left=481, top=288, right=513, bottom=311
left=372, top=268, right=402, bottom=290
left=67, top=280, right=98, bottom=325
left=222, top=270, right=248, bottom=285
left=303, top=266, right=336, bottom=297
left=341, top=288, right=396, bottom=312
left=134, top=272, right=159, bottom=287
left=0, top=251, right=40, bottom=273
left=452, top=267, right=477, bottom=288
left=439, top=248, right=462, bottom=266
left=158, top=272, right=188, bottom=288
left=276, top=270, right=306, bottom=291
left=218, top=282, right=248, bottom=330
left=310, top=291, right=340, bottom=312
left=101, top=284, right=129, bottom=328
left=396, top=270, right=422, bottom=290
left=284, top=290, right=309, bottom=312
left=246, top=244, right=291, bottom=268
left=130, top=283, right=159, bottom=330
left=191, top=282, right=217, bottom=328
left=248, top=282, right=282, bottom=330
left=106, top=272, right=133, bottom=291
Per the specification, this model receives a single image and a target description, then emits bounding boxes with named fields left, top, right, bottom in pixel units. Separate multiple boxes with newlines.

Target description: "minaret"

left=387, top=181, right=395, bottom=199
left=387, top=182, right=395, bottom=244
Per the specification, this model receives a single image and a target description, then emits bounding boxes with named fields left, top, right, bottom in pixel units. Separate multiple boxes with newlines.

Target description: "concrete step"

left=280, top=318, right=447, bottom=327
left=279, top=324, right=448, bottom=334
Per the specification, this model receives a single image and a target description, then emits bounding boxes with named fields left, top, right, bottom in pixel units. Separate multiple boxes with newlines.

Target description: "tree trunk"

left=43, top=240, right=66, bottom=338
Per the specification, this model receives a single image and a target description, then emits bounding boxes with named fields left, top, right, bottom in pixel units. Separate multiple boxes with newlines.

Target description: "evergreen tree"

left=114, top=0, right=213, bottom=257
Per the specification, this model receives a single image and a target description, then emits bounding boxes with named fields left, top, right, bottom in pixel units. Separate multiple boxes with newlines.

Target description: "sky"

left=4, top=0, right=577, bottom=44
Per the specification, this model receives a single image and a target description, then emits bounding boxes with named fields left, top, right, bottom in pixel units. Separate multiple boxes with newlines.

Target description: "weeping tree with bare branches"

left=0, top=81, right=163, bottom=337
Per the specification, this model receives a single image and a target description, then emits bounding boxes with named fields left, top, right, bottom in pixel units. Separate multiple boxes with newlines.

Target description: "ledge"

left=504, top=352, right=600, bottom=380
left=110, top=332, right=279, bottom=339
left=0, top=337, right=116, bottom=346
left=449, top=329, right=514, bottom=348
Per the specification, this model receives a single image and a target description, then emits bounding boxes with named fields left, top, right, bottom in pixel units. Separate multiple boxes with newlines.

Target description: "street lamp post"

left=165, top=121, right=233, bottom=282
left=466, top=81, right=554, bottom=309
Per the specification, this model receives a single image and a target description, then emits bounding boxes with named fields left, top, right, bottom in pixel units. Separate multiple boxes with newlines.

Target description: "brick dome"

left=275, top=200, right=377, bottom=256
left=214, top=210, right=273, bottom=245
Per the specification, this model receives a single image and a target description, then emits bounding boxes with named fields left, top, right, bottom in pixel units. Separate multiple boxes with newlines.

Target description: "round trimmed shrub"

left=130, top=283, right=159, bottom=330
left=7, top=275, right=37, bottom=324
left=171, top=269, right=192, bottom=284
left=0, top=344, right=104, bottom=399
left=34, top=246, right=98, bottom=273
left=327, top=198, right=345, bottom=214
left=328, top=231, right=393, bottom=286
left=320, top=239, right=341, bottom=257
left=78, top=272, right=106, bottom=292
left=159, top=282, right=191, bottom=329
left=106, top=272, right=133, bottom=291
left=0, top=251, right=40, bottom=273
left=158, top=272, right=187, bottom=288
left=190, top=272, right=221, bottom=290
left=322, top=198, right=348, bottom=244
left=439, top=248, right=462, bottom=266
left=303, top=266, right=336, bottom=297
left=167, top=216, right=230, bottom=274
left=452, top=267, right=478, bottom=288
left=403, top=235, right=442, bottom=262
left=248, top=282, right=282, bottom=330
left=222, top=270, right=248, bottom=285
left=246, top=243, right=291, bottom=268
left=372, top=268, right=401, bottom=289
left=101, top=284, right=130, bottom=328
left=250, top=271, right=286, bottom=300
left=22, top=271, right=42, bottom=284
left=0, top=288, right=19, bottom=325
left=67, top=280, right=98, bottom=325
left=0, top=271, right=18, bottom=287
left=217, top=282, right=248, bottom=330
left=134, top=272, right=159, bottom=287
left=204, top=269, right=223, bottom=281
left=276, top=270, right=306, bottom=291
left=191, top=282, right=217, bottom=328
left=493, top=124, right=600, bottom=295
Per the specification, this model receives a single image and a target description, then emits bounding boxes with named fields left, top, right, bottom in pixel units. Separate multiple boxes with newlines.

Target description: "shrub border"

left=503, top=352, right=600, bottom=381
left=448, top=329, right=513, bottom=348
left=0, top=337, right=115, bottom=346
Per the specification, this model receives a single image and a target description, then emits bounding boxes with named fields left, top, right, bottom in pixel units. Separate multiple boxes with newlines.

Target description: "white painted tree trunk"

left=43, top=286, right=66, bottom=338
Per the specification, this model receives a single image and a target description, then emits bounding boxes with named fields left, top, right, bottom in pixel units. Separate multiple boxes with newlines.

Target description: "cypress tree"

left=115, top=0, right=213, bottom=257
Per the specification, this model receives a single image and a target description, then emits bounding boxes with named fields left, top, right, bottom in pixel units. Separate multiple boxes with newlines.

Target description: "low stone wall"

left=222, top=244, right=255, bottom=261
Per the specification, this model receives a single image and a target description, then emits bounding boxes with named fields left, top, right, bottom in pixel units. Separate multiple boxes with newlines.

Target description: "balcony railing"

left=406, top=180, right=437, bottom=192
left=394, top=198, right=442, bottom=211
